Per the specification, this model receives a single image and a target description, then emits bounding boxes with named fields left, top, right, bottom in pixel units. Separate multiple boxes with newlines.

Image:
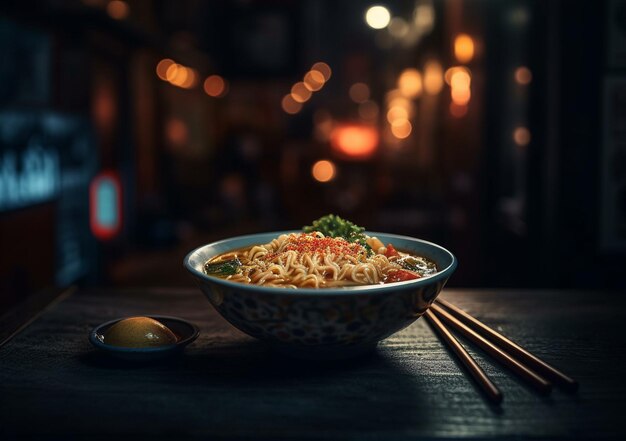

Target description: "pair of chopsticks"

left=425, top=298, right=578, bottom=405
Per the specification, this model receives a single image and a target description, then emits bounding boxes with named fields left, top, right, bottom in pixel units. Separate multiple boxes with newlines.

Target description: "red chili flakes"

left=266, top=233, right=364, bottom=260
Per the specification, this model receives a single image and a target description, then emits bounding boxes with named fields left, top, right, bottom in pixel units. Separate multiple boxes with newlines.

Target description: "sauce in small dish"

left=90, top=315, right=199, bottom=361
left=103, top=317, right=178, bottom=348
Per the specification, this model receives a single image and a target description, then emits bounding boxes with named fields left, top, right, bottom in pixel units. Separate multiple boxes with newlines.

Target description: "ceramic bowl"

left=184, top=231, right=456, bottom=359
left=89, top=315, right=199, bottom=361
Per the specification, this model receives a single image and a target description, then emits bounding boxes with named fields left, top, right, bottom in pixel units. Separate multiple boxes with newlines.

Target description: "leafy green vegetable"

left=204, top=258, right=242, bottom=277
left=397, top=256, right=437, bottom=276
left=303, top=214, right=372, bottom=254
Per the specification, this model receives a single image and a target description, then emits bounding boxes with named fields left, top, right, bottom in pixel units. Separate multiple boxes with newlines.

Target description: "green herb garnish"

left=303, top=214, right=373, bottom=255
left=397, top=256, right=437, bottom=276
left=204, top=258, right=242, bottom=277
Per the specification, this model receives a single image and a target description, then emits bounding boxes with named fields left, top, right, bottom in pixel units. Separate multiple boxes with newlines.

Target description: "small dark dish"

left=89, top=315, right=199, bottom=361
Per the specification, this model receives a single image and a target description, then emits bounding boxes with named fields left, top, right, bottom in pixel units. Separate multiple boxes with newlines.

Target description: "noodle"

left=205, top=232, right=438, bottom=288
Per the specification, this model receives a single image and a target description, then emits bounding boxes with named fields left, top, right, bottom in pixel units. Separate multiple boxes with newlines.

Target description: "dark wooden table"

left=1, top=287, right=624, bottom=440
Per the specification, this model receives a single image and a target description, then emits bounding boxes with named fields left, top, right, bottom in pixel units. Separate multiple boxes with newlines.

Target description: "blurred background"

left=1, top=0, right=625, bottom=317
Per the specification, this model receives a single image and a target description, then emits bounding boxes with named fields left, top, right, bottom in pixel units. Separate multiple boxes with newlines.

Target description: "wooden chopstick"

left=436, top=298, right=578, bottom=392
left=430, top=303, right=553, bottom=395
left=424, top=309, right=503, bottom=404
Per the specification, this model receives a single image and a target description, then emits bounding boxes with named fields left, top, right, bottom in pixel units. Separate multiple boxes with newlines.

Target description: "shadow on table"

left=80, top=338, right=448, bottom=434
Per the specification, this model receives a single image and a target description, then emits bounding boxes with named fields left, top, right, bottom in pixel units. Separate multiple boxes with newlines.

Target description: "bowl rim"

left=184, top=230, right=457, bottom=296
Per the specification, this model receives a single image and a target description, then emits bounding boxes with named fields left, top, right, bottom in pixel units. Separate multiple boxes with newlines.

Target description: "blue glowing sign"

left=90, top=171, right=122, bottom=240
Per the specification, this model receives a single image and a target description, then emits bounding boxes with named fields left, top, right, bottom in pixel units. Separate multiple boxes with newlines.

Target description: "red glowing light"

left=330, top=124, right=379, bottom=159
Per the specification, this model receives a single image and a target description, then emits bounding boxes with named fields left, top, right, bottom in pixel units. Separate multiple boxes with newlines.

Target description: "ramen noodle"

left=204, top=230, right=437, bottom=288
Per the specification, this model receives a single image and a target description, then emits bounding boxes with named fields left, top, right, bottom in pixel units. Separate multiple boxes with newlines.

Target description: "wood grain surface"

left=1, top=287, right=624, bottom=440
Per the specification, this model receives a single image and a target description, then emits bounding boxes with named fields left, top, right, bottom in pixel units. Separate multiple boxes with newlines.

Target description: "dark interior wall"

left=0, top=204, right=55, bottom=312
left=553, top=0, right=606, bottom=288
left=481, top=0, right=626, bottom=290
left=1, top=0, right=626, bottom=309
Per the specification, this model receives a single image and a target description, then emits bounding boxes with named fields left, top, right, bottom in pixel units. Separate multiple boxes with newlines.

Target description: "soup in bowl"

left=184, top=230, right=457, bottom=359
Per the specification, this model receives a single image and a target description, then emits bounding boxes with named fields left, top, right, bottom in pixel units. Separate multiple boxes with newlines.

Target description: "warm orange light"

left=388, top=97, right=412, bottom=110
left=180, top=68, right=198, bottom=89
left=445, top=66, right=471, bottom=85
left=165, top=118, right=189, bottom=148
left=311, top=160, right=336, bottom=183
left=291, top=82, right=312, bottom=103
left=165, top=63, right=180, bottom=82
left=398, top=68, right=422, bottom=98
left=92, top=81, right=116, bottom=133
left=106, top=0, right=129, bottom=20
left=304, top=70, right=325, bottom=91
left=168, top=65, right=190, bottom=87
left=156, top=59, right=174, bottom=81
left=349, top=82, right=370, bottom=103
left=390, top=119, right=412, bottom=139
left=515, top=66, right=532, bottom=85
left=513, top=127, right=531, bottom=146
left=454, top=33, right=475, bottom=63
left=450, top=70, right=471, bottom=89
left=423, top=60, right=444, bottom=95
left=358, top=101, right=379, bottom=120
left=203, top=75, right=227, bottom=97
left=330, top=124, right=379, bottom=159
left=450, top=103, right=468, bottom=118
left=282, top=94, right=302, bottom=114
left=386, top=90, right=412, bottom=110
left=311, top=62, right=332, bottom=81
left=386, top=106, right=409, bottom=123
left=451, top=87, right=471, bottom=106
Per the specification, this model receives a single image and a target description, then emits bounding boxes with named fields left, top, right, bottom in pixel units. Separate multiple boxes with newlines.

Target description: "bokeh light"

left=203, top=75, right=227, bottom=97
left=311, top=160, right=336, bottom=183
left=445, top=66, right=471, bottom=85
left=450, top=70, right=471, bottom=89
left=291, top=82, right=312, bottom=103
left=390, top=119, right=412, bottom=139
left=365, top=6, right=391, bottom=29
left=281, top=94, right=302, bottom=114
left=330, top=124, right=379, bottom=159
left=314, top=110, right=334, bottom=141
left=451, top=87, right=471, bottom=106
left=156, top=59, right=174, bottom=81
left=398, top=68, right=422, bottom=98
left=413, top=3, right=435, bottom=32
left=311, top=62, right=332, bottom=81
left=180, top=68, right=198, bottom=89
left=358, top=101, right=379, bottom=121
left=454, top=33, right=475, bottom=63
left=106, top=0, right=129, bottom=20
left=386, top=106, right=409, bottom=123
left=165, top=118, right=189, bottom=148
left=387, top=94, right=412, bottom=111
left=349, top=83, right=370, bottom=103
left=423, top=60, right=444, bottom=95
left=450, top=103, right=468, bottom=118
left=513, top=127, right=531, bottom=146
left=304, top=70, right=325, bottom=91
left=388, top=17, right=409, bottom=38
left=515, top=66, right=532, bottom=85
left=166, top=64, right=188, bottom=87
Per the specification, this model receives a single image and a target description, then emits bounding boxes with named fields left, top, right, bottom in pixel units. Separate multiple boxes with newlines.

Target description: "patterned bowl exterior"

left=184, top=231, right=457, bottom=359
